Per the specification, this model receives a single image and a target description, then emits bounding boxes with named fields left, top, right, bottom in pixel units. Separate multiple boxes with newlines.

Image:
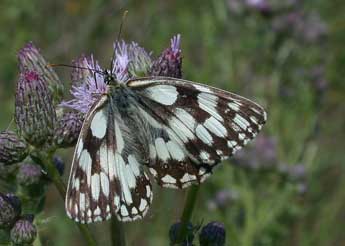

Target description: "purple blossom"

left=60, top=55, right=107, bottom=113
left=127, top=42, right=152, bottom=77
left=112, top=41, right=130, bottom=82
left=61, top=40, right=151, bottom=113
left=170, top=34, right=181, bottom=57
left=150, top=34, right=183, bottom=78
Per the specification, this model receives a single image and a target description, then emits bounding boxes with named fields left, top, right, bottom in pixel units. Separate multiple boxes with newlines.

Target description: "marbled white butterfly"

left=65, top=42, right=267, bottom=224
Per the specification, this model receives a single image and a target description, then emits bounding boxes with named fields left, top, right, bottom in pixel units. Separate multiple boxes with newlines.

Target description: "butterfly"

left=65, top=66, right=267, bottom=224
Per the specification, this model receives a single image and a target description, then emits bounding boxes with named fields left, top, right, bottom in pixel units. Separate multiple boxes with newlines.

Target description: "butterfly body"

left=66, top=76, right=267, bottom=223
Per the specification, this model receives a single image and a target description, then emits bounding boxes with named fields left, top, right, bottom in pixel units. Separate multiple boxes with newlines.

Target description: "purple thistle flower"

left=150, top=34, right=183, bottom=78
left=170, top=34, right=182, bottom=57
left=112, top=41, right=130, bottom=82
left=18, top=42, right=64, bottom=104
left=60, top=55, right=107, bottom=113
left=61, top=40, right=151, bottom=113
left=127, top=42, right=152, bottom=77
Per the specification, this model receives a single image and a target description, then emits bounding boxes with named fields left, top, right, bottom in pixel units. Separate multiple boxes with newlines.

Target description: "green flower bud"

left=17, top=163, right=42, bottom=186
left=0, top=193, right=21, bottom=229
left=18, top=42, right=64, bottom=104
left=54, top=112, right=83, bottom=148
left=199, top=221, right=226, bottom=246
left=10, top=217, right=37, bottom=245
left=0, top=131, right=28, bottom=165
left=15, top=70, right=57, bottom=146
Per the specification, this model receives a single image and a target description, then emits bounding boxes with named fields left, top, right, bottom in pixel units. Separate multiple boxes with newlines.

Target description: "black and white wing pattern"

left=127, top=77, right=267, bottom=188
left=65, top=95, right=152, bottom=223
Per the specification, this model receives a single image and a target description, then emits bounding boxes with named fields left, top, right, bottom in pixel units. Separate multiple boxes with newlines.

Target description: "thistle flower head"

left=112, top=41, right=130, bottom=82
left=10, top=217, right=37, bottom=245
left=127, top=42, right=152, bottom=77
left=62, top=41, right=151, bottom=113
left=199, top=221, right=226, bottom=246
left=0, top=193, right=21, bottom=229
left=17, top=163, right=42, bottom=186
left=18, top=42, right=64, bottom=103
left=60, top=55, right=107, bottom=113
left=0, top=131, right=28, bottom=165
left=150, top=34, right=182, bottom=78
left=54, top=111, right=83, bottom=147
left=15, top=70, right=57, bottom=146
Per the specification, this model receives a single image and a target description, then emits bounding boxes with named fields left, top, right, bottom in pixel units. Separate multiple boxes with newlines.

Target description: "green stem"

left=32, top=152, right=97, bottom=246
left=176, top=185, right=200, bottom=244
left=110, top=217, right=126, bottom=246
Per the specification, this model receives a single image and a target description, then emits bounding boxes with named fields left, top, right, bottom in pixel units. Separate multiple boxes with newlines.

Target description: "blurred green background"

left=0, top=0, right=345, bottom=245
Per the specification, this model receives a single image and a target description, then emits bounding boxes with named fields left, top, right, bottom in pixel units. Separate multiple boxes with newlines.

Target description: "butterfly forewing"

left=66, top=94, right=152, bottom=224
left=127, top=77, right=267, bottom=188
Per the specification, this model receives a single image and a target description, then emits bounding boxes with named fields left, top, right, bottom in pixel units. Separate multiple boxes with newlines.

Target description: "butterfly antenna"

left=47, top=63, right=103, bottom=74
left=110, top=10, right=129, bottom=73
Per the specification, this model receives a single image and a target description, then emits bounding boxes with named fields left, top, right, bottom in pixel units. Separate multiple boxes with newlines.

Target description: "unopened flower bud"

left=199, top=221, right=226, bottom=246
left=169, top=221, right=195, bottom=246
left=10, top=217, right=37, bottom=245
left=150, top=34, right=182, bottom=78
left=54, top=112, right=83, bottom=147
left=0, top=131, right=28, bottom=165
left=17, top=163, right=42, bottom=186
left=53, top=156, right=65, bottom=176
left=15, top=70, right=57, bottom=146
left=18, top=42, right=64, bottom=104
left=0, top=193, right=21, bottom=229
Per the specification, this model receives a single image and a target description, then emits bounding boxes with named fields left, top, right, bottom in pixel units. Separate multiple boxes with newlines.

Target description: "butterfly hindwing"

left=65, top=95, right=152, bottom=223
left=127, top=77, right=267, bottom=188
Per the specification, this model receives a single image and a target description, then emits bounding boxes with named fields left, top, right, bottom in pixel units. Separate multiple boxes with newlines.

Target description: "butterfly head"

left=103, top=69, right=118, bottom=86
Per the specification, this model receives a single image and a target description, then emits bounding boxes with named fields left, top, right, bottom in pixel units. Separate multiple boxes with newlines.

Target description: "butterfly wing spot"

left=90, top=110, right=107, bottom=138
left=161, top=174, right=177, bottom=184
left=197, top=92, right=224, bottom=122
left=193, top=84, right=213, bottom=93
left=145, top=85, right=178, bottom=105
left=233, top=113, right=250, bottom=130
left=166, top=141, right=185, bottom=161
left=154, top=138, right=170, bottom=161
left=199, top=151, right=210, bottom=162
left=228, top=102, right=240, bottom=111
left=195, top=124, right=213, bottom=146
left=174, top=108, right=197, bottom=130
left=204, top=116, right=228, bottom=138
